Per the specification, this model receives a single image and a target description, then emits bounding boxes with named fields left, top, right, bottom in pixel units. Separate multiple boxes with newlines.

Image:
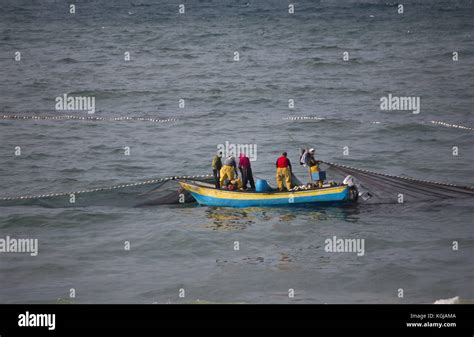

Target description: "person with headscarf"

left=238, top=153, right=255, bottom=190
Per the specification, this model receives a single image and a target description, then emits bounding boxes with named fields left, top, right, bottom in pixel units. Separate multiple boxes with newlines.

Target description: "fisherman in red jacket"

left=275, top=152, right=292, bottom=191
left=238, top=153, right=255, bottom=190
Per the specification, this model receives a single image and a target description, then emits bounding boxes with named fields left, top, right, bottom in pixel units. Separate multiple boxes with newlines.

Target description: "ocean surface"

left=0, top=0, right=473, bottom=303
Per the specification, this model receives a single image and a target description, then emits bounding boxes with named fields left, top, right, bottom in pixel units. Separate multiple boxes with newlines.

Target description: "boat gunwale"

left=179, top=179, right=348, bottom=196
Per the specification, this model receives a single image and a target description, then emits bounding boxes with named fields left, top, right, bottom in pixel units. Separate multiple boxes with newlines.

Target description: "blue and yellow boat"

left=179, top=180, right=357, bottom=208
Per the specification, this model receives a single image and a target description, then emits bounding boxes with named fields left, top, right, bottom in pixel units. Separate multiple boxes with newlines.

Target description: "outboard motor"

left=343, top=175, right=358, bottom=202
left=343, top=175, right=372, bottom=202
left=343, top=175, right=356, bottom=187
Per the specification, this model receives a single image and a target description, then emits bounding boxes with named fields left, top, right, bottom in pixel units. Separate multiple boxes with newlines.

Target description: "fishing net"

left=0, top=175, right=214, bottom=208
left=321, top=161, right=474, bottom=204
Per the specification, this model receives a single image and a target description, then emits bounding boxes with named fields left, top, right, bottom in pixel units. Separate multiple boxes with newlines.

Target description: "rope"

left=0, top=174, right=213, bottom=201
left=0, top=114, right=178, bottom=123
left=4, top=115, right=471, bottom=131
left=283, top=116, right=473, bottom=132
left=430, top=120, right=474, bottom=131
left=283, top=116, right=325, bottom=121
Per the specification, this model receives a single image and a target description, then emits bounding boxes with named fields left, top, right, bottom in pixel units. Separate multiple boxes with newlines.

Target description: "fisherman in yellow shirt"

left=220, top=155, right=239, bottom=188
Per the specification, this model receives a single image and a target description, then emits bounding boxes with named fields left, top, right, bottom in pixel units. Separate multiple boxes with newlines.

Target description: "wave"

left=289, top=56, right=376, bottom=68
left=56, top=57, right=79, bottom=64
left=68, top=89, right=159, bottom=99
left=432, top=296, right=474, bottom=304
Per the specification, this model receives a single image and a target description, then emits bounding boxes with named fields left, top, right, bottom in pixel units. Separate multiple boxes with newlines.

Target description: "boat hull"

left=179, top=181, right=355, bottom=208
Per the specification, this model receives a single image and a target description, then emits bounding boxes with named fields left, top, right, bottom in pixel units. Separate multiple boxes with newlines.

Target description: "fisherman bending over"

left=275, top=152, right=292, bottom=191
left=220, top=155, right=239, bottom=188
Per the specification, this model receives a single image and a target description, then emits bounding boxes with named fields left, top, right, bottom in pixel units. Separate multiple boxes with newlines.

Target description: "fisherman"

left=275, top=152, right=292, bottom=191
left=211, top=151, right=223, bottom=188
left=300, top=148, right=323, bottom=187
left=238, top=153, right=255, bottom=190
left=220, top=155, right=239, bottom=188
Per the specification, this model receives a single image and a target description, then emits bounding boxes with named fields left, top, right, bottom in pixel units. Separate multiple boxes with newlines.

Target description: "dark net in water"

left=322, top=162, right=474, bottom=204
left=0, top=176, right=214, bottom=208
